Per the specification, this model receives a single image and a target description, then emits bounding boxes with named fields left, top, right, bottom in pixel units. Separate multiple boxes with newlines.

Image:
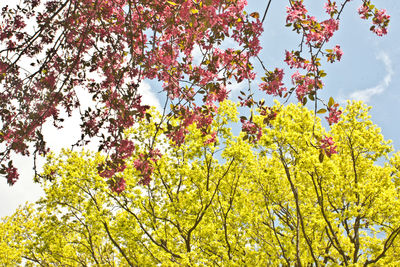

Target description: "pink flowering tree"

left=0, top=0, right=390, bottom=189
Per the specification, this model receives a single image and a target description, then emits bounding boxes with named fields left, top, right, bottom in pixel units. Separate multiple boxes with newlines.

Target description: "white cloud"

left=42, top=81, right=160, bottom=153
left=349, top=52, right=393, bottom=103
left=0, top=154, right=44, bottom=218
left=192, top=44, right=204, bottom=65
left=138, top=81, right=161, bottom=110
left=0, top=81, right=160, bottom=218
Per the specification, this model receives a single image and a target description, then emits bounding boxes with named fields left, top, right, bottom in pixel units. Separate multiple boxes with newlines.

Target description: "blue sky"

left=245, top=0, right=400, bottom=147
left=1, top=0, right=399, bottom=218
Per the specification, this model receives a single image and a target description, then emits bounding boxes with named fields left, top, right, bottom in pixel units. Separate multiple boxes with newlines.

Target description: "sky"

left=248, top=0, right=400, bottom=145
left=1, top=0, right=400, bottom=218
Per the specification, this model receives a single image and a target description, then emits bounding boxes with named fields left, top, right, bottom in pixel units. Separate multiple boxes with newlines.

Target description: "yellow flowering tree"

left=1, top=101, right=400, bottom=266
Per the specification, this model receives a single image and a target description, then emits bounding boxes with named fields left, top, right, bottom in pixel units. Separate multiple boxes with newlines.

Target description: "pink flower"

left=285, top=51, right=302, bottom=69
left=358, top=5, right=370, bottom=19
left=333, top=45, right=343, bottom=61
left=236, top=0, right=248, bottom=10
left=320, top=136, right=337, bottom=157
left=373, top=28, right=383, bottom=36
left=373, top=9, right=390, bottom=25
left=116, top=139, right=135, bottom=160
left=259, top=68, right=286, bottom=97
left=99, top=168, right=116, bottom=178
left=204, top=132, right=217, bottom=145
left=306, top=30, right=324, bottom=45
left=134, top=150, right=161, bottom=185
left=167, top=127, right=188, bottom=146
left=358, top=5, right=390, bottom=36
left=0, top=61, right=8, bottom=75
left=325, top=106, right=342, bottom=125
left=291, top=72, right=322, bottom=101
left=149, top=149, right=162, bottom=161
left=13, top=15, right=26, bottom=29
left=134, top=157, right=153, bottom=185
left=43, top=73, right=57, bottom=88
left=304, top=18, right=339, bottom=45
left=196, top=112, right=214, bottom=131
left=206, top=85, right=230, bottom=103
left=372, top=9, right=390, bottom=36
left=216, top=85, right=230, bottom=102
left=324, top=0, right=337, bottom=15
left=321, top=18, right=339, bottom=42
left=110, top=177, right=126, bottom=194
left=286, top=1, right=307, bottom=23
left=241, top=119, right=262, bottom=142
left=5, top=165, right=19, bottom=185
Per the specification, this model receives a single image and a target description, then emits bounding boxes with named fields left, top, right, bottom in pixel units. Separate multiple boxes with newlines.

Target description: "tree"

left=2, top=100, right=400, bottom=266
left=0, top=0, right=390, bottom=185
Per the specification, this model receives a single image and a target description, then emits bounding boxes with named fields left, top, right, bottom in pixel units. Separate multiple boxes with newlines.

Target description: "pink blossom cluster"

left=134, top=157, right=154, bottom=186
left=98, top=139, right=136, bottom=180
left=99, top=162, right=126, bottom=179
left=305, top=18, right=339, bottom=45
left=204, top=132, right=217, bottom=145
left=333, top=45, right=343, bottom=61
left=285, top=51, right=310, bottom=70
left=320, top=136, right=337, bottom=157
left=324, top=0, right=338, bottom=16
left=0, top=61, right=8, bottom=76
left=134, top=149, right=162, bottom=186
left=167, top=103, right=217, bottom=146
left=283, top=1, right=346, bottom=108
left=291, top=72, right=323, bottom=101
left=0, top=0, right=264, bottom=186
left=205, top=84, right=230, bottom=103
left=109, top=177, right=126, bottom=194
left=358, top=2, right=390, bottom=36
left=286, top=1, right=339, bottom=45
left=326, top=45, right=343, bottom=63
left=116, top=140, right=135, bottom=160
left=358, top=5, right=370, bottom=19
left=4, top=164, right=19, bottom=185
left=241, top=118, right=262, bottom=142
left=259, top=68, right=286, bottom=97
left=325, top=106, right=342, bottom=125
left=286, top=1, right=307, bottom=23
left=166, top=127, right=189, bottom=147
left=371, top=9, right=390, bottom=36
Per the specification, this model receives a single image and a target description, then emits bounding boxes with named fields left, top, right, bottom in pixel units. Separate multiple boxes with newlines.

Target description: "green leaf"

left=317, top=108, right=327, bottom=114
left=328, top=97, right=334, bottom=108
left=319, top=152, right=324, bottom=163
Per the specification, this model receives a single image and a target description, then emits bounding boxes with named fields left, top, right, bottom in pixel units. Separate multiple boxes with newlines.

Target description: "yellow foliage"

left=1, top=100, right=400, bottom=266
